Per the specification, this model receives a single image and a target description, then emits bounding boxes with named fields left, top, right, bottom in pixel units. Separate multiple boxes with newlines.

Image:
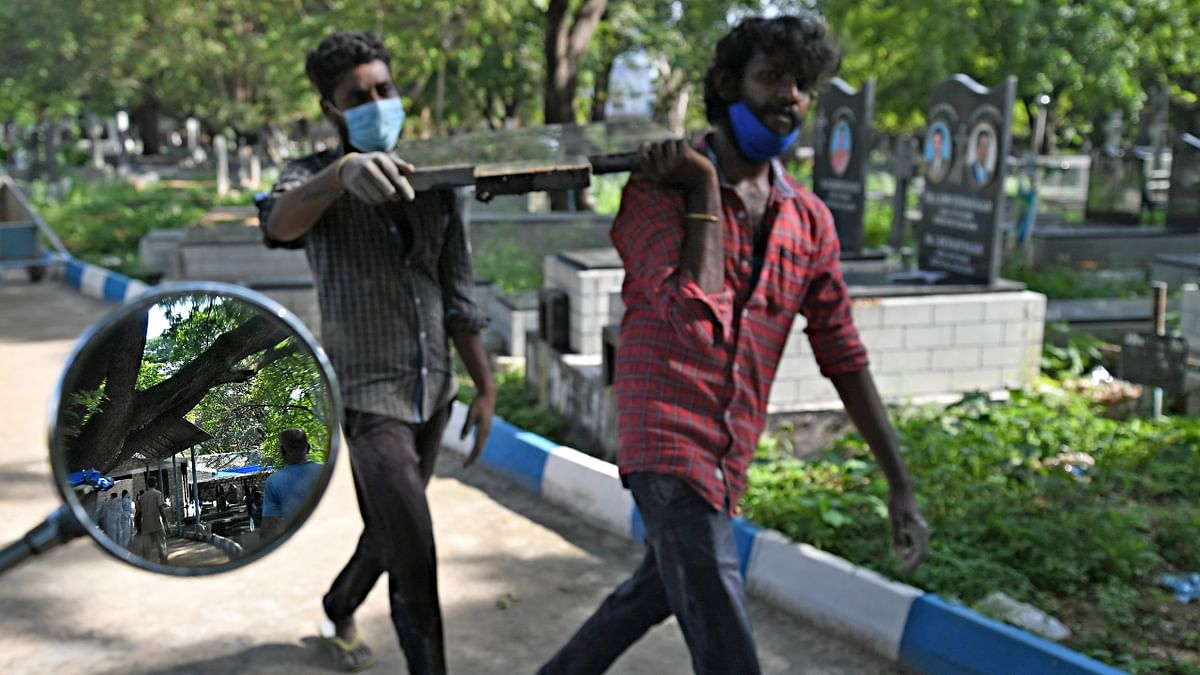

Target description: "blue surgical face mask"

left=727, top=101, right=800, bottom=164
left=336, top=97, right=405, bottom=152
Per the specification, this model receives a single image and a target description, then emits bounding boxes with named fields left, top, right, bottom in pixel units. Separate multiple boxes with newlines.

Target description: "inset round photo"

left=967, top=122, right=998, bottom=187
left=924, top=120, right=952, bottom=184
left=829, top=120, right=852, bottom=177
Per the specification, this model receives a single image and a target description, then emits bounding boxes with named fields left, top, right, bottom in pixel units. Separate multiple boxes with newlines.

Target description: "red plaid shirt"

left=612, top=139, right=868, bottom=515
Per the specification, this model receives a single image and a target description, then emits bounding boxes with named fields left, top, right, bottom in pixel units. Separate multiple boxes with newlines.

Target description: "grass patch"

left=1002, top=261, right=1151, bottom=300
left=29, top=176, right=257, bottom=280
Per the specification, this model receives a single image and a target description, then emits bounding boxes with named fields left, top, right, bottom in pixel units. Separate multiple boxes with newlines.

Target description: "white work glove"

left=337, top=151, right=416, bottom=204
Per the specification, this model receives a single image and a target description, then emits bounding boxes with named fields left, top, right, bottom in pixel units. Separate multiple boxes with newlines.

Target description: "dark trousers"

left=323, top=405, right=450, bottom=675
left=538, top=472, right=761, bottom=675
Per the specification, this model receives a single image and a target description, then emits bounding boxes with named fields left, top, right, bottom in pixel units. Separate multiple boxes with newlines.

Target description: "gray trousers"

left=323, top=405, right=450, bottom=675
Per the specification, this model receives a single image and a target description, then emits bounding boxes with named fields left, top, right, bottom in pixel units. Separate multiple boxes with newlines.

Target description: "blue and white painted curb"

left=443, top=402, right=1127, bottom=675
left=55, top=253, right=150, bottom=303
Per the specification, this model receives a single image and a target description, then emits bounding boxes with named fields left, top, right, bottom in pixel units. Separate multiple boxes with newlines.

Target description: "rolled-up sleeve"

left=800, top=202, right=868, bottom=376
left=257, top=160, right=316, bottom=250
left=610, top=177, right=734, bottom=348
left=439, top=191, right=489, bottom=336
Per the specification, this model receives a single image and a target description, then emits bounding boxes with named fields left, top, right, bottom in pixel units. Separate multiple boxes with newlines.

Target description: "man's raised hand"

left=339, top=152, right=416, bottom=204
left=637, top=139, right=715, bottom=191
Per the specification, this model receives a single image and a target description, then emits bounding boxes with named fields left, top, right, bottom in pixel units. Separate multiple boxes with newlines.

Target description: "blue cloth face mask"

left=727, top=101, right=800, bottom=163
left=338, top=97, right=406, bottom=152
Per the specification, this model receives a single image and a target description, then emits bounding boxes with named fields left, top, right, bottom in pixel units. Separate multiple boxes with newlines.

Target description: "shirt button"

left=740, top=259, right=751, bottom=273
left=415, top=297, right=422, bottom=305
left=421, top=367, right=428, bottom=376
left=715, top=468, right=724, bottom=481
left=420, top=331, right=427, bottom=340
left=736, top=210, right=747, bottom=220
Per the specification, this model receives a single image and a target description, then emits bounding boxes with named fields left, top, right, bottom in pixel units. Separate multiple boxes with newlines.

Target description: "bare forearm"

left=829, top=368, right=913, bottom=493
left=265, top=161, right=345, bottom=242
left=680, top=171, right=724, bottom=294
left=452, top=333, right=495, bottom=396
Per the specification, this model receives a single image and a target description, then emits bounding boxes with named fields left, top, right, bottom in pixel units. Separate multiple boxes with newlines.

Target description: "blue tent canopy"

left=214, top=464, right=274, bottom=478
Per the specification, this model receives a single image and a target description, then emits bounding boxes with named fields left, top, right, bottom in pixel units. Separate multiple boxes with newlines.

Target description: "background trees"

left=0, top=0, right=1194, bottom=159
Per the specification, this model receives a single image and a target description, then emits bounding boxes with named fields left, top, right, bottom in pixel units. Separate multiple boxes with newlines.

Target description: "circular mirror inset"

left=967, top=122, right=998, bottom=188
left=924, top=120, right=952, bottom=184
left=50, top=283, right=341, bottom=575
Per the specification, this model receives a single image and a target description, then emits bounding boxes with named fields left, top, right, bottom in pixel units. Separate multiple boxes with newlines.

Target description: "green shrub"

left=742, top=385, right=1200, bottom=672
left=30, top=177, right=253, bottom=280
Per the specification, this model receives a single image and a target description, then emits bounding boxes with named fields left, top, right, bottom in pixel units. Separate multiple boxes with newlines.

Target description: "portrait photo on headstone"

left=924, top=120, right=952, bottom=183
left=829, top=119, right=852, bottom=177
left=967, top=122, right=997, bottom=187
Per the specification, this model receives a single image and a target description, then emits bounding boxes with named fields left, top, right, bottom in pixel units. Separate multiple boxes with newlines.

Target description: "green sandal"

left=320, top=620, right=377, bottom=672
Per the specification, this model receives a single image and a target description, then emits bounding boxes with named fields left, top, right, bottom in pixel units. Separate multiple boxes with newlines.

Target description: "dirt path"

left=0, top=276, right=907, bottom=674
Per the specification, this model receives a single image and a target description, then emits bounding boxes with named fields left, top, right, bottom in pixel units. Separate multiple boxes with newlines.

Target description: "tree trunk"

left=590, top=55, right=616, bottom=122
left=66, top=313, right=287, bottom=473
left=543, top=0, right=608, bottom=211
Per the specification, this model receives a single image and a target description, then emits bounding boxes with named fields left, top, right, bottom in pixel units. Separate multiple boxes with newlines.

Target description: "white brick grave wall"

left=769, top=291, right=1046, bottom=411
left=543, top=254, right=625, bottom=355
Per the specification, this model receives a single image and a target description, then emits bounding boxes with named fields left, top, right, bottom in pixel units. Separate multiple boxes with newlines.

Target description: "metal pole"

left=1152, top=281, right=1168, bottom=418
left=171, top=453, right=181, bottom=536
left=889, top=135, right=915, bottom=251
left=1021, top=94, right=1051, bottom=268
left=191, top=447, right=201, bottom=536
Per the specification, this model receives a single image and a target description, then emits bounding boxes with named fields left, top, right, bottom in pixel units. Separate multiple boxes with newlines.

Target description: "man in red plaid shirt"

left=539, top=14, right=930, bottom=675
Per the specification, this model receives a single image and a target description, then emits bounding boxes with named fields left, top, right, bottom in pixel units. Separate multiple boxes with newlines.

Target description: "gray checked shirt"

left=259, top=148, right=487, bottom=424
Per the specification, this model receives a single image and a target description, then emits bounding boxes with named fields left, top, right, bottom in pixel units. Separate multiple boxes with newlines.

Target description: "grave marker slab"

left=1085, top=148, right=1147, bottom=225
left=812, top=78, right=875, bottom=255
left=1120, top=332, right=1188, bottom=395
left=917, top=75, right=1017, bottom=284
left=1135, top=86, right=1170, bottom=151
left=1166, top=133, right=1200, bottom=232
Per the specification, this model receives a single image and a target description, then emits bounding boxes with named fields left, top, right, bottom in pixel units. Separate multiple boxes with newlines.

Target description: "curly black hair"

left=305, top=31, right=391, bottom=101
left=702, top=14, right=841, bottom=126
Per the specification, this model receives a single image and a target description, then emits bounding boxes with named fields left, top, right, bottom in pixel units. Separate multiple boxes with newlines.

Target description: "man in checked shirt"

left=539, top=15, right=930, bottom=674
left=259, top=31, right=494, bottom=674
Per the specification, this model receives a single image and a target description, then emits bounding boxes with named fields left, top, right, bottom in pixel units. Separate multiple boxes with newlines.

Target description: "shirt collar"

left=696, top=132, right=798, bottom=200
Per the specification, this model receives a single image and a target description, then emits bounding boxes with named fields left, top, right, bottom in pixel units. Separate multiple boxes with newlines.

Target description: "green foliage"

left=590, top=172, right=627, bottom=216
left=60, top=385, right=108, bottom=444
left=1003, top=261, right=1152, bottom=300
left=141, top=295, right=332, bottom=465
left=459, top=366, right=570, bottom=445
left=1040, top=322, right=1109, bottom=379
left=30, top=178, right=253, bottom=280
left=809, top=0, right=1200, bottom=146
left=742, top=386, right=1200, bottom=671
left=471, top=238, right=546, bottom=295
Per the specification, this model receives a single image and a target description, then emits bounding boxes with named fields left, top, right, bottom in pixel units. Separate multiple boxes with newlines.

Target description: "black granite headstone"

left=1085, top=148, right=1146, bottom=225
left=812, top=78, right=875, bottom=255
left=1120, top=332, right=1188, bottom=396
left=917, top=75, right=1017, bottom=284
left=1166, top=133, right=1200, bottom=232
left=1134, top=87, right=1170, bottom=149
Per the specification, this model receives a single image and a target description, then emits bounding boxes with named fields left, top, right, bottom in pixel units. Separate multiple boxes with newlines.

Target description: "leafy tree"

left=62, top=295, right=331, bottom=473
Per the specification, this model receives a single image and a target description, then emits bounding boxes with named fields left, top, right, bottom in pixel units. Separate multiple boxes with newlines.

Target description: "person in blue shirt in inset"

left=261, top=428, right=324, bottom=537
